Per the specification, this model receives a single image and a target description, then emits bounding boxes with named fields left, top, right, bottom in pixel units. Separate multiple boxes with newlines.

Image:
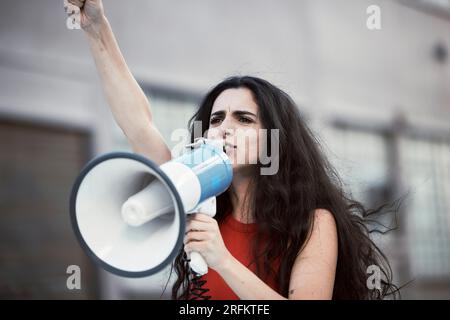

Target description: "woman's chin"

left=231, top=163, right=258, bottom=176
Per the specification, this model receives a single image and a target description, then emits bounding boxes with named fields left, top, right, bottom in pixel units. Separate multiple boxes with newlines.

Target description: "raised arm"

left=65, top=0, right=172, bottom=164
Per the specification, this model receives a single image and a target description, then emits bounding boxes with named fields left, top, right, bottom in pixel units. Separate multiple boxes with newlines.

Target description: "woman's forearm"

left=215, top=255, right=287, bottom=300
left=84, top=16, right=153, bottom=140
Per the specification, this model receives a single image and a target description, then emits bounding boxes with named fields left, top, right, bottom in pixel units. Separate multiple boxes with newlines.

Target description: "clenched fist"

left=64, top=0, right=105, bottom=32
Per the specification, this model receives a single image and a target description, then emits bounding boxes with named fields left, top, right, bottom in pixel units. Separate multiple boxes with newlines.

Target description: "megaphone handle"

left=187, top=197, right=216, bottom=275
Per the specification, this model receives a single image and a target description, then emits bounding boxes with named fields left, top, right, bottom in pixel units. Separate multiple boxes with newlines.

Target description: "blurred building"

left=0, top=0, right=449, bottom=299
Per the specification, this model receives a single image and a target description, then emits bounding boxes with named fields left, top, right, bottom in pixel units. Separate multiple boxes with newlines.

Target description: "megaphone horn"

left=70, top=138, right=233, bottom=277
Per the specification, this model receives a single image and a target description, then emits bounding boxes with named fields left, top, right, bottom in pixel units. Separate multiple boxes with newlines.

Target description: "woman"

left=65, top=0, right=400, bottom=300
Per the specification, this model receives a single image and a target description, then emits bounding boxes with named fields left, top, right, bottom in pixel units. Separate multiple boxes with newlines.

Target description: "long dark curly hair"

left=168, top=75, right=401, bottom=300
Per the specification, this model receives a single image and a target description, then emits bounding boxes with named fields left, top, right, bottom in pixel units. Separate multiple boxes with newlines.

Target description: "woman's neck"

left=229, top=169, right=255, bottom=224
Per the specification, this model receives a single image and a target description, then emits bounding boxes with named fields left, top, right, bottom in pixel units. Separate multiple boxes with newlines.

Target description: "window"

left=320, top=125, right=388, bottom=206
left=399, top=136, right=450, bottom=278
left=320, top=119, right=450, bottom=293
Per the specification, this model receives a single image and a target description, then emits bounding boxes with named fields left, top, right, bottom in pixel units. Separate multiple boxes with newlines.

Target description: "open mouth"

left=224, top=142, right=237, bottom=152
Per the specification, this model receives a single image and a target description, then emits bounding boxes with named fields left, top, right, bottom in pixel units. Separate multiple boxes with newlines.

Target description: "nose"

left=223, top=129, right=233, bottom=142
left=208, top=116, right=235, bottom=141
left=218, top=121, right=234, bottom=141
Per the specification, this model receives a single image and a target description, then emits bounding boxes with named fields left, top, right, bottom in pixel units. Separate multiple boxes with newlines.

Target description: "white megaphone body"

left=70, top=138, right=233, bottom=277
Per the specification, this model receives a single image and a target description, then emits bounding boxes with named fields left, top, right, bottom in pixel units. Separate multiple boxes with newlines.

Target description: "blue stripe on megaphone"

left=173, top=143, right=233, bottom=203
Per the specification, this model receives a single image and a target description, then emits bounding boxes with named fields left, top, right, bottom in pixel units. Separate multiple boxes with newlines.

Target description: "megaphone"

left=70, top=138, right=233, bottom=277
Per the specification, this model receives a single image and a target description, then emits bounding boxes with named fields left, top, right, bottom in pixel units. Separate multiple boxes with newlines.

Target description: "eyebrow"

left=210, top=110, right=257, bottom=118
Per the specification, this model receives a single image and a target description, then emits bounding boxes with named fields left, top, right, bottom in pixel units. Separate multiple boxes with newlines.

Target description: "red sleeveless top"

left=191, top=213, right=280, bottom=300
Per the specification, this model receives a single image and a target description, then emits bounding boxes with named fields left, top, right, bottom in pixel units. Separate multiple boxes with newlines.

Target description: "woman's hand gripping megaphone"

left=184, top=202, right=232, bottom=276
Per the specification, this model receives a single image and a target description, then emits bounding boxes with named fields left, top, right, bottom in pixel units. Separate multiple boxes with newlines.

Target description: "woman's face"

left=207, top=87, right=264, bottom=170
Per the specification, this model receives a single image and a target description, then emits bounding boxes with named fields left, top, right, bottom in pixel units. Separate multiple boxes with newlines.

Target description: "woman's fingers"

left=64, top=0, right=84, bottom=18
left=185, top=219, right=211, bottom=233
left=64, top=0, right=83, bottom=16
left=184, top=230, right=209, bottom=244
left=191, top=213, right=216, bottom=222
left=184, top=240, right=205, bottom=253
left=64, top=0, right=76, bottom=14
left=67, top=0, right=85, bottom=8
left=183, top=214, right=230, bottom=270
left=64, top=0, right=104, bottom=31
